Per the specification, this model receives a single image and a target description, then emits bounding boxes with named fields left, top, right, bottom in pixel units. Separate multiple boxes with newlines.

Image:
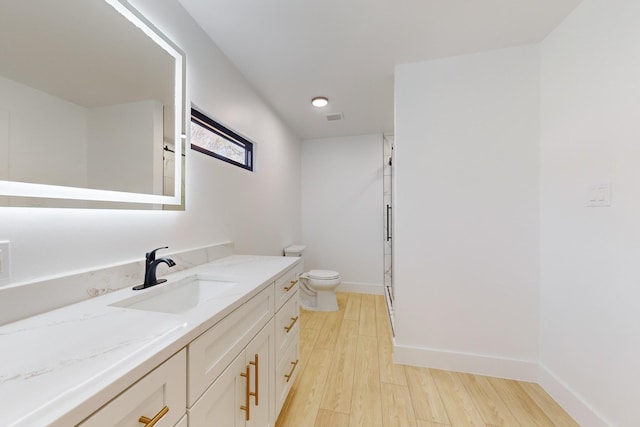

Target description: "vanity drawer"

left=275, top=331, right=299, bottom=417
left=80, top=349, right=186, bottom=427
left=275, top=290, right=299, bottom=358
left=188, top=284, right=274, bottom=407
left=275, top=263, right=302, bottom=311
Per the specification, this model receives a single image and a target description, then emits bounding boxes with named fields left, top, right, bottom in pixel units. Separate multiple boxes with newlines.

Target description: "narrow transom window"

left=190, top=108, right=254, bottom=171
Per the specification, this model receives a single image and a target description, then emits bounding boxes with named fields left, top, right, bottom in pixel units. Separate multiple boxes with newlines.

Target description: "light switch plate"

left=587, top=183, right=611, bottom=207
left=0, top=241, right=10, bottom=281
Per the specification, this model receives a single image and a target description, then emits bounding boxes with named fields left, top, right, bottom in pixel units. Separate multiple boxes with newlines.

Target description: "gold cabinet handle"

left=284, top=279, right=298, bottom=291
left=240, top=365, right=251, bottom=421
left=284, top=359, right=299, bottom=383
left=249, top=354, right=259, bottom=405
left=138, top=406, right=169, bottom=427
left=284, top=316, right=299, bottom=333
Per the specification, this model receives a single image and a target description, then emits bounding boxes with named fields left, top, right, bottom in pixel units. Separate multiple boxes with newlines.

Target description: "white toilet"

left=284, top=245, right=341, bottom=312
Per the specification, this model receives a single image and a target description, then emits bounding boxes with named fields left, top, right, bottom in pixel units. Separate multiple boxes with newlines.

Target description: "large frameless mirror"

left=0, top=0, right=185, bottom=209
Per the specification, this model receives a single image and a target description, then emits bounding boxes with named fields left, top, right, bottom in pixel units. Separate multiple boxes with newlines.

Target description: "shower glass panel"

left=383, top=133, right=395, bottom=334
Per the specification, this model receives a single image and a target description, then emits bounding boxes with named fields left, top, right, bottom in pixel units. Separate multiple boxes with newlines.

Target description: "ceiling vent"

left=325, top=112, right=343, bottom=121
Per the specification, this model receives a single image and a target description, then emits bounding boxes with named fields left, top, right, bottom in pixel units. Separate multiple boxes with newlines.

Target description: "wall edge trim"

left=337, top=281, right=384, bottom=295
left=537, top=363, right=612, bottom=427
left=393, top=342, right=538, bottom=382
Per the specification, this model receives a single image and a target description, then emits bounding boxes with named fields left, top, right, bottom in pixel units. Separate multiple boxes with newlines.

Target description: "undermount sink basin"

left=110, top=274, right=239, bottom=314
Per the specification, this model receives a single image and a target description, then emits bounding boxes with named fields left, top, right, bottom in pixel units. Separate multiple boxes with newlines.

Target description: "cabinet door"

left=245, top=320, right=275, bottom=427
left=188, top=351, right=247, bottom=427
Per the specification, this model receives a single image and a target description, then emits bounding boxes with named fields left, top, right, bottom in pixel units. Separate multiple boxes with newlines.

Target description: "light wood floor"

left=275, top=292, right=579, bottom=427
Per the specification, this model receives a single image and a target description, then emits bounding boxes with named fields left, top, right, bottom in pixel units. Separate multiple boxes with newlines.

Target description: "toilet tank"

left=284, top=245, right=305, bottom=271
left=283, top=245, right=306, bottom=257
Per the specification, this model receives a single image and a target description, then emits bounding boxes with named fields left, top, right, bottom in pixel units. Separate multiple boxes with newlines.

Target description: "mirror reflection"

left=0, top=0, right=184, bottom=208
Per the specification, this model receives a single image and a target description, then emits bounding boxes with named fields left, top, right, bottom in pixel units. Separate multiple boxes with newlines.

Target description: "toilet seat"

left=306, top=269, right=340, bottom=280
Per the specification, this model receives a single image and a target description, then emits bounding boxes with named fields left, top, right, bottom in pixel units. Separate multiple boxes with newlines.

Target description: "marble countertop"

left=0, top=255, right=299, bottom=427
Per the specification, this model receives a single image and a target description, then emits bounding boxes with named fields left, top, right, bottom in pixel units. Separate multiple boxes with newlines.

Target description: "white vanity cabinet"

left=79, top=349, right=186, bottom=427
left=187, top=263, right=301, bottom=426
left=187, top=283, right=276, bottom=426
left=273, top=264, right=302, bottom=417
left=188, top=320, right=275, bottom=426
left=22, top=257, right=303, bottom=427
left=274, top=263, right=301, bottom=309
left=276, top=329, right=300, bottom=415
left=244, top=319, right=276, bottom=427
left=187, top=285, right=274, bottom=407
left=275, top=290, right=300, bottom=357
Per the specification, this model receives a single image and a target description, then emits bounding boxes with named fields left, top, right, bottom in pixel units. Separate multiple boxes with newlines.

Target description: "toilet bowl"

left=283, top=245, right=341, bottom=312
left=299, top=269, right=341, bottom=312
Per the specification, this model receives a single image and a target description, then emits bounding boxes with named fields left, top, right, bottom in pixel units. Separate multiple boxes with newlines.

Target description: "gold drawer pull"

left=284, top=279, right=298, bottom=291
left=250, top=354, right=259, bottom=405
left=284, top=316, right=299, bottom=333
left=284, top=359, right=299, bottom=383
left=240, top=364, right=251, bottom=421
left=138, top=406, right=169, bottom=427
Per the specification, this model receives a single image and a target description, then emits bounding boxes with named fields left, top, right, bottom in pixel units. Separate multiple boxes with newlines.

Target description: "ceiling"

left=178, top=0, right=582, bottom=140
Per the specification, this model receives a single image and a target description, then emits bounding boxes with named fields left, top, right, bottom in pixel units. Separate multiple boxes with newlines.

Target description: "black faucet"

left=133, top=247, right=176, bottom=290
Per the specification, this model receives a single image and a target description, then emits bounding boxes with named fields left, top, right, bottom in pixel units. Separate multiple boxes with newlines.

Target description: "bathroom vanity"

left=0, top=255, right=302, bottom=426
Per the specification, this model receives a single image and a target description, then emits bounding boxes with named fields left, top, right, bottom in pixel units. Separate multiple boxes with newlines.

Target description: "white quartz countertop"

left=0, top=255, right=299, bottom=427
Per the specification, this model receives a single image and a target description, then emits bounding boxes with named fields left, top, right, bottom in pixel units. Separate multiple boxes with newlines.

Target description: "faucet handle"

left=146, top=246, right=169, bottom=262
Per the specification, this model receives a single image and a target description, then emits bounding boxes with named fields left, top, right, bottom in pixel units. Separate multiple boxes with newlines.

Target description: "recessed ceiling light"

left=311, top=96, right=329, bottom=108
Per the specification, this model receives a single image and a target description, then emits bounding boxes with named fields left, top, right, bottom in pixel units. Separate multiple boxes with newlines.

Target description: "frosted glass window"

left=190, top=108, right=253, bottom=171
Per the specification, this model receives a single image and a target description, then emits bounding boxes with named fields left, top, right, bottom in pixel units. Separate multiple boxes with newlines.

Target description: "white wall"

left=301, top=134, right=383, bottom=291
left=539, top=1, right=640, bottom=425
left=393, top=46, right=541, bottom=379
left=0, top=0, right=301, bottom=287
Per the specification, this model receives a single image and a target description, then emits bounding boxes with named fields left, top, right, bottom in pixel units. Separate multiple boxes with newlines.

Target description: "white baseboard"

left=393, top=342, right=539, bottom=382
left=337, top=281, right=384, bottom=295
left=537, top=364, right=612, bottom=427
